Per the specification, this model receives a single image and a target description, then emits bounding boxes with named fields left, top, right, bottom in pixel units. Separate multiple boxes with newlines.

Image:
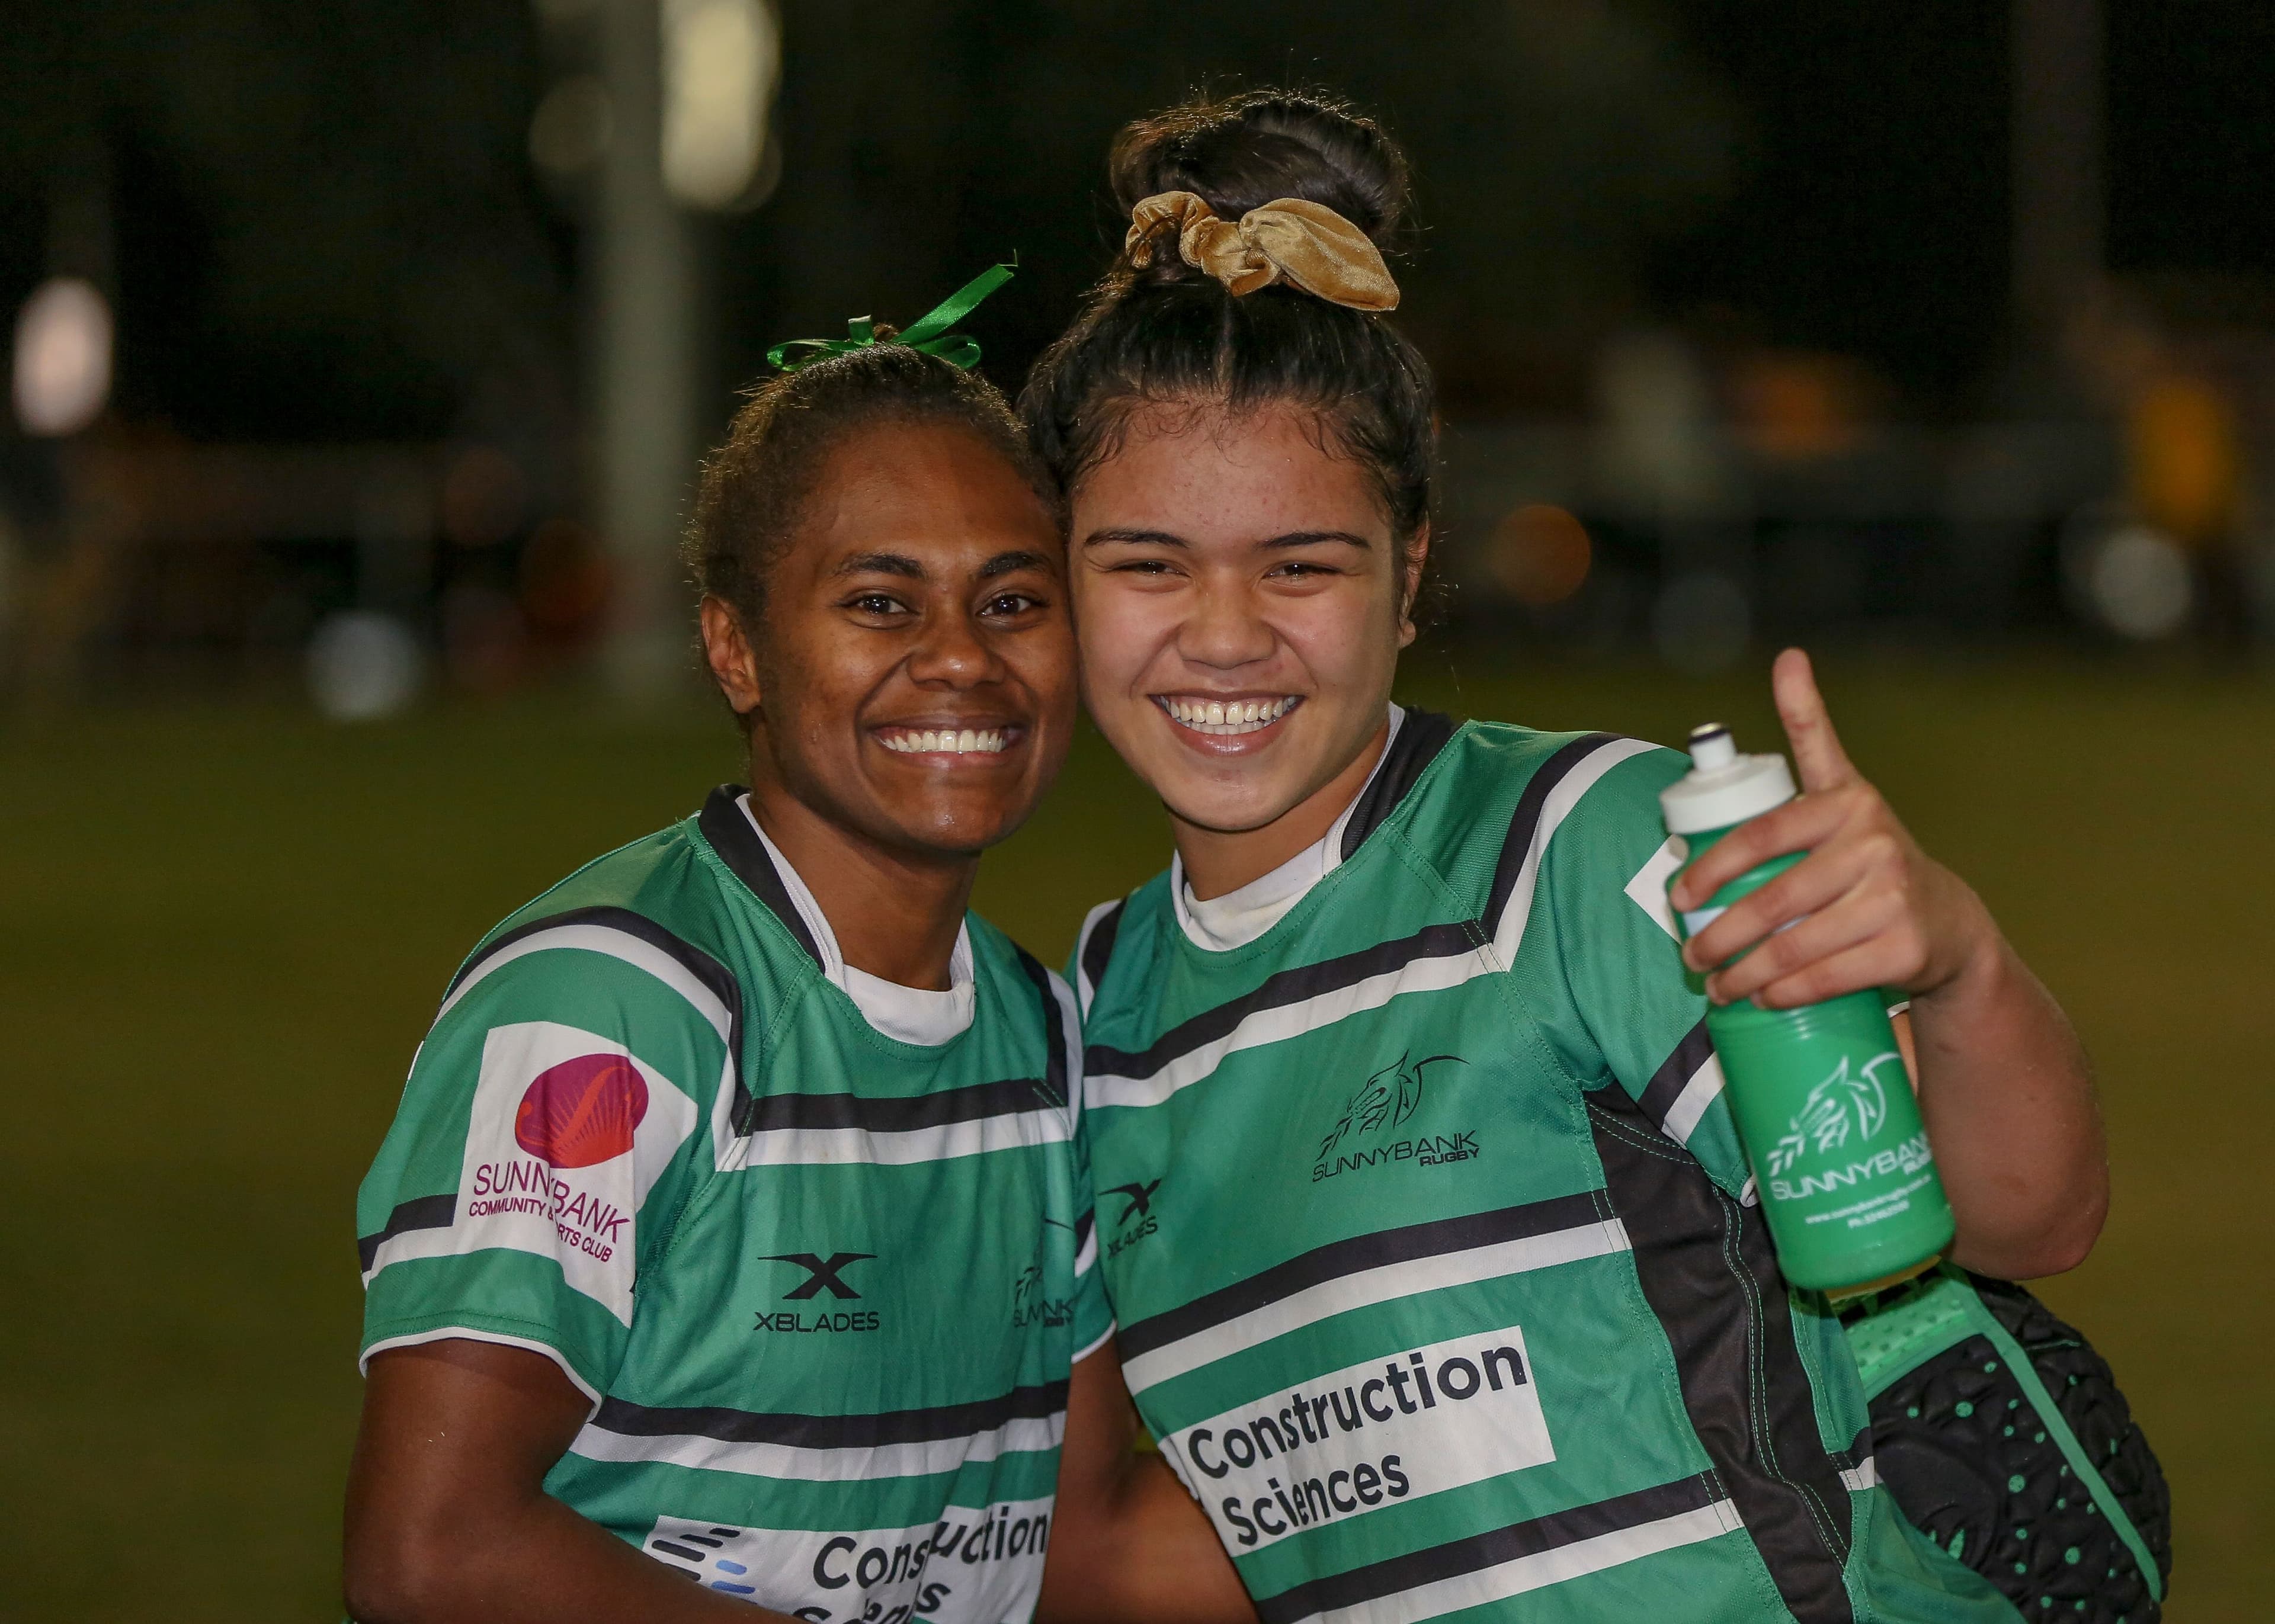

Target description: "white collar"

left=1172, top=705, right=1405, bottom=954
left=738, top=795, right=975, bottom=1046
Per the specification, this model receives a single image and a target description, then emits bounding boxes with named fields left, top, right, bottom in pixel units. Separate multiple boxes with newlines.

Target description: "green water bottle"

left=1659, top=722, right=1954, bottom=1298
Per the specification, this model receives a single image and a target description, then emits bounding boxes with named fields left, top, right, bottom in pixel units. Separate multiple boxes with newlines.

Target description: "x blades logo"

left=756, top=1252, right=880, bottom=1333
left=1104, top=1179, right=1161, bottom=1260
left=761, top=1251, right=874, bottom=1299
left=1106, top=1180, right=1160, bottom=1225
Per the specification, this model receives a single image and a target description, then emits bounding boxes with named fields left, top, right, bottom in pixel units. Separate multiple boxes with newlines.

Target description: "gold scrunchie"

left=1124, top=191, right=1400, bottom=312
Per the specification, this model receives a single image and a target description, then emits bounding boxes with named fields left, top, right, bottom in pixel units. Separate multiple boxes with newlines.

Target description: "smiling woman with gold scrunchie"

left=1023, top=85, right=2147, bottom=1624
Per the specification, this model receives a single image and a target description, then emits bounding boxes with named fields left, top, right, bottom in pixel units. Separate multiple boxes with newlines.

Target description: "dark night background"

left=2, top=7, right=2270, bottom=1620
left=7, top=1, right=2273, bottom=446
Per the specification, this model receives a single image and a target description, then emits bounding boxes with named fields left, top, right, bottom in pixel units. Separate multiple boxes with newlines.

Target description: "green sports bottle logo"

left=1661, top=724, right=1955, bottom=1296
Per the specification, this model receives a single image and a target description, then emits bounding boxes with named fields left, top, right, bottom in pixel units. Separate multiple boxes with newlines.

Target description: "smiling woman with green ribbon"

left=342, top=261, right=1252, bottom=1624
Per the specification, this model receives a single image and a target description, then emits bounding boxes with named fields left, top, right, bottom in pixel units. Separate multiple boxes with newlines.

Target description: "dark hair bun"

left=1108, top=89, right=1409, bottom=247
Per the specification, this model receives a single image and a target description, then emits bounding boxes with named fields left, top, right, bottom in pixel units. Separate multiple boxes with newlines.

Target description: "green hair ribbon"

left=765, top=261, right=1015, bottom=373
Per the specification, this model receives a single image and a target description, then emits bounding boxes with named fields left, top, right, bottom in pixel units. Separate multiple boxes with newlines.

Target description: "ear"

left=1395, top=521, right=1431, bottom=650
left=698, top=595, right=763, bottom=716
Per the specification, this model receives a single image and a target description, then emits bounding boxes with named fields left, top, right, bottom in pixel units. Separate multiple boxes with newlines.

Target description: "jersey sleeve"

left=1538, top=744, right=1754, bottom=1198
left=1047, top=964, right=1117, bottom=1363
left=356, top=917, right=732, bottom=1400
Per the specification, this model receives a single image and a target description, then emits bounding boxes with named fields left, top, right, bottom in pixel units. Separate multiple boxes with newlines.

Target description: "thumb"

left=1773, top=647, right=1857, bottom=791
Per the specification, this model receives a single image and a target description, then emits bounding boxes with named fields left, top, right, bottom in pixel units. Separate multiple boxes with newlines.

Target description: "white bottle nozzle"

left=1687, top=723, right=1736, bottom=772
left=1660, top=722, right=1797, bottom=834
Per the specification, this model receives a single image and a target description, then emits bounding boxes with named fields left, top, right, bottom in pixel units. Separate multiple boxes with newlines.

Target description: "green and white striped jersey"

left=358, top=787, right=1110, bottom=1623
left=1071, top=715, right=2017, bottom=1624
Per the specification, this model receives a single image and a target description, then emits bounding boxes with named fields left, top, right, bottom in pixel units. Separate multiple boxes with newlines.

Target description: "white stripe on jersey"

left=1120, top=1218, right=1632, bottom=1396
left=568, top=1410, right=1066, bottom=1484
left=730, top=1109, right=1073, bottom=1168
left=438, top=922, right=734, bottom=1039
left=1088, top=945, right=1492, bottom=1112
left=1044, top=966, right=1085, bottom=1135
left=360, top=1326, right=604, bottom=1407
left=1658, top=1050, right=1726, bottom=1148
left=1294, top=1500, right=1745, bottom=1624
left=1088, top=737, right=1658, bottom=1114
left=1622, top=833, right=1687, bottom=941
left=1840, top=1455, right=1880, bottom=1493
left=1491, top=737, right=1661, bottom=966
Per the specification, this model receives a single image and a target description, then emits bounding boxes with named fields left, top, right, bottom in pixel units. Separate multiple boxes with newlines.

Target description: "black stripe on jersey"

left=1012, top=945, right=1071, bottom=1110
left=1636, top=1017, right=1715, bottom=1134
left=1116, top=1190, right=1604, bottom=1363
left=1250, top=1472, right=1724, bottom=1624
left=1479, top=731, right=1620, bottom=940
left=357, top=1193, right=456, bottom=1271
left=1084, top=732, right=1636, bottom=1090
left=441, top=899, right=759, bottom=1137
left=739, top=1075, right=1062, bottom=1134
left=1585, top=1085, right=1858, bottom=1623
left=1338, top=708, right=1459, bottom=861
left=1832, top=1424, right=1873, bottom=1474
left=1078, top=900, right=1126, bottom=1007
left=447, top=902, right=744, bottom=1025
left=1083, top=920, right=1478, bottom=1082
left=697, top=784, right=824, bottom=966
left=589, top=1377, right=1070, bottom=1451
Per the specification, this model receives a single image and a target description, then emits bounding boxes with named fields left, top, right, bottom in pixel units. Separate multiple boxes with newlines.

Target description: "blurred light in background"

left=12, top=277, right=113, bottom=438
left=661, top=0, right=781, bottom=210
left=1591, top=330, right=1729, bottom=527
left=1488, top=503, right=1592, bottom=607
left=2066, top=517, right=2194, bottom=641
left=530, top=74, right=615, bottom=178
left=307, top=611, right=425, bottom=721
left=2125, top=375, right=2238, bottom=547
left=1730, top=352, right=1869, bottom=461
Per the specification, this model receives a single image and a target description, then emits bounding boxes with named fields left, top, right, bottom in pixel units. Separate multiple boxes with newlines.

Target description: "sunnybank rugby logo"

left=1765, top=1051, right=1902, bottom=1178
left=1311, top=1052, right=1475, bottom=1182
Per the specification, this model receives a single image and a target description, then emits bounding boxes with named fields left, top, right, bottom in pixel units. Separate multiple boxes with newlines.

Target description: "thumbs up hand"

left=1667, top=649, right=1995, bottom=1009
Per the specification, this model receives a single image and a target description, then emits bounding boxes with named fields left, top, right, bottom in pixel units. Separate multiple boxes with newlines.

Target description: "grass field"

left=2, top=649, right=2266, bottom=1620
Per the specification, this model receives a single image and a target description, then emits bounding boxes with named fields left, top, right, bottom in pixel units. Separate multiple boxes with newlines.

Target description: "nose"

left=1178, top=570, right=1276, bottom=671
left=906, top=604, right=1007, bottom=690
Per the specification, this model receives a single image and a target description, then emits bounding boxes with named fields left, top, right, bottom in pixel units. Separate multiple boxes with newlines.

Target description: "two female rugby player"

left=345, top=330, right=1245, bottom=1622
left=1028, top=91, right=2107, bottom=1623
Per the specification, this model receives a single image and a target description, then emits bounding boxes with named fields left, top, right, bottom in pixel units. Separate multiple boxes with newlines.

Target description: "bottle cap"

left=1659, top=723, right=1797, bottom=834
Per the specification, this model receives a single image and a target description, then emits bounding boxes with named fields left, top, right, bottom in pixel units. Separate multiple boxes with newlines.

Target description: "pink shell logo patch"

left=514, top=1053, right=650, bottom=1168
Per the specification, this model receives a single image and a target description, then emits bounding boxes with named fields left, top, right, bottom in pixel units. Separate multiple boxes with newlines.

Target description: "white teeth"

left=1158, top=695, right=1298, bottom=736
left=879, top=727, right=1011, bottom=756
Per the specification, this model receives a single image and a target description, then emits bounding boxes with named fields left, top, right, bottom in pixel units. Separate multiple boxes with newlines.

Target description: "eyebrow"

left=831, top=551, right=926, bottom=579
left=1081, top=527, right=1373, bottom=550
left=978, top=549, right=1052, bottom=579
left=832, top=548, right=1052, bottom=584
